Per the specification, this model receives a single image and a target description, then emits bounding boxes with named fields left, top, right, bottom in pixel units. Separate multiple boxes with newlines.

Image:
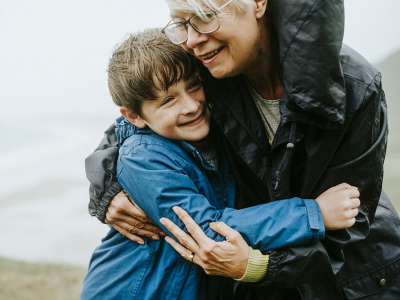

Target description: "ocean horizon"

left=0, top=113, right=115, bottom=267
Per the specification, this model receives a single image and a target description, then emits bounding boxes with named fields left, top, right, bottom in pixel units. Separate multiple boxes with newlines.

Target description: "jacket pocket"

left=341, top=256, right=400, bottom=299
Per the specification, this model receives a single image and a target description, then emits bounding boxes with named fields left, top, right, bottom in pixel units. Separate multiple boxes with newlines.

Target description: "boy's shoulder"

left=120, top=132, right=179, bottom=155
left=115, top=116, right=189, bottom=159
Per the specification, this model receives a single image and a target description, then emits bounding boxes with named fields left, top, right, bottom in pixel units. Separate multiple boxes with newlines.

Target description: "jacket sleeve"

left=262, top=72, right=388, bottom=286
left=117, top=143, right=325, bottom=251
left=85, top=123, right=122, bottom=223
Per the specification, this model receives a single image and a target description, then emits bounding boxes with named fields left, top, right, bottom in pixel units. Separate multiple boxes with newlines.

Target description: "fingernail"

left=172, top=206, right=178, bottom=213
left=160, top=218, right=166, bottom=225
left=137, top=240, right=144, bottom=245
left=160, top=231, right=167, bottom=236
left=151, top=236, right=160, bottom=241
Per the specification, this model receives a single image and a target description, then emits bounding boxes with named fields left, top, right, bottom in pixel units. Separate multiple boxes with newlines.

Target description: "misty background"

left=0, top=0, right=399, bottom=267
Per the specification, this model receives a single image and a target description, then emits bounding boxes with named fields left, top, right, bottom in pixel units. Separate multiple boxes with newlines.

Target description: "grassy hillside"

left=376, top=50, right=400, bottom=212
left=0, top=257, right=86, bottom=300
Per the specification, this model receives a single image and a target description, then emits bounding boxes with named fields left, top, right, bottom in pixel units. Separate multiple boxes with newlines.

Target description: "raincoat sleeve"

left=85, top=123, right=122, bottom=223
left=117, top=142, right=325, bottom=251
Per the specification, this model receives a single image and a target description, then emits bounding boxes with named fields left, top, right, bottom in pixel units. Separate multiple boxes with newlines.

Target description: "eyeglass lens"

left=165, top=13, right=219, bottom=44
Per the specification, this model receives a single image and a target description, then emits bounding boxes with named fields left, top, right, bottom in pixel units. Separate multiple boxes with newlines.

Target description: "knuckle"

left=129, top=227, right=139, bottom=234
left=136, top=213, right=149, bottom=223
left=345, top=210, right=352, bottom=218
left=114, top=203, right=126, bottom=213
left=134, top=220, right=144, bottom=228
left=178, top=237, right=189, bottom=248
left=105, top=213, right=116, bottom=223
left=202, top=245, right=213, bottom=255
left=187, top=224, right=197, bottom=233
left=231, top=231, right=241, bottom=239
left=140, top=216, right=150, bottom=223
left=135, top=229, right=146, bottom=237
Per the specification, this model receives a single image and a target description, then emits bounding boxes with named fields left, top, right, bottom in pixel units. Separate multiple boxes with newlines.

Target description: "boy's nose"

left=181, top=95, right=200, bottom=114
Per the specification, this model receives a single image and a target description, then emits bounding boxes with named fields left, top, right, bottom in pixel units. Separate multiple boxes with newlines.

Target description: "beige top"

left=247, top=82, right=281, bottom=145
left=235, top=81, right=281, bottom=283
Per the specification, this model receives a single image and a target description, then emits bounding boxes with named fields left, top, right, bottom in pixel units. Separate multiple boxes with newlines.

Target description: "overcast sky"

left=0, top=0, right=399, bottom=117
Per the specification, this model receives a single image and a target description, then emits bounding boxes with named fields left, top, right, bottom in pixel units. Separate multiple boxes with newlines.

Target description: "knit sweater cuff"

left=234, top=247, right=269, bottom=283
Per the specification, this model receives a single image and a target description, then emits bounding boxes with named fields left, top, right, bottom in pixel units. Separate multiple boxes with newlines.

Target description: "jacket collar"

left=115, top=116, right=153, bottom=147
left=114, top=116, right=199, bottom=153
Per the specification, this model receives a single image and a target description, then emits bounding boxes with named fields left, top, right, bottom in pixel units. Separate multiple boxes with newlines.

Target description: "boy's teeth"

left=203, top=50, right=218, bottom=59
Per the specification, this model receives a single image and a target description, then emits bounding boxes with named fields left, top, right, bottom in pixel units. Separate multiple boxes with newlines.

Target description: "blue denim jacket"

left=81, top=117, right=324, bottom=300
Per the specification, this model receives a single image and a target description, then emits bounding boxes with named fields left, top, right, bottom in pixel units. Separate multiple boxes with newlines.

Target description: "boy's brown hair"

left=108, top=28, right=199, bottom=116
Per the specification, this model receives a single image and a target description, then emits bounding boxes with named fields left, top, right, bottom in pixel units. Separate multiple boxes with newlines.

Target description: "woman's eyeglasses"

left=162, top=0, right=232, bottom=44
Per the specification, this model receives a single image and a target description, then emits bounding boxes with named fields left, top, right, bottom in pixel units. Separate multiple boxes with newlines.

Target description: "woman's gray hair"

left=165, top=0, right=253, bottom=18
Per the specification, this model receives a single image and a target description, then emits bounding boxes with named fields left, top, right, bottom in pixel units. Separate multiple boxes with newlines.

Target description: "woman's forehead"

left=169, top=9, right=194, bottom=20
left=168, top=0, right=224, bottom=18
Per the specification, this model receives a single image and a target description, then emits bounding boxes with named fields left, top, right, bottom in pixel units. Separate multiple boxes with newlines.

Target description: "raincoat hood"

left=270, top=0, right=346, bottom=129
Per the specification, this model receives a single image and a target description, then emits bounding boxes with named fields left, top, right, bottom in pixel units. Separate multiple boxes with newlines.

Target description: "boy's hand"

left=316, top=183, right=360, bottom=230
left=105, top=191, right=165, bottom=244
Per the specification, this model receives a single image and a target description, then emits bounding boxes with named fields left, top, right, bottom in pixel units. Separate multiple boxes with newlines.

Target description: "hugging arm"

left=117, top=143, right=328, bottom=278
left=85, top=123, right=163, bottom=243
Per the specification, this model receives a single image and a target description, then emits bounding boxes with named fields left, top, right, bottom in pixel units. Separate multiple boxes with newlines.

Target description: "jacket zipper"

left=192, top=150, right=228, bottom=203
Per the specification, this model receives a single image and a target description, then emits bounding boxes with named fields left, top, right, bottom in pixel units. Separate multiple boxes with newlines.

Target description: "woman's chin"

left=206, top=64, right=238, bottom=79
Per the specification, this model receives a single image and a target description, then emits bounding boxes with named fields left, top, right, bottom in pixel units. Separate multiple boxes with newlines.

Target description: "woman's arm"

left=159, top=183, right=360, bottom=279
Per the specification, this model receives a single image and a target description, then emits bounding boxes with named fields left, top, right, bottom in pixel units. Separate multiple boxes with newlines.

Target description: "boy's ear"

left=120, top=107, right=147, bottom=128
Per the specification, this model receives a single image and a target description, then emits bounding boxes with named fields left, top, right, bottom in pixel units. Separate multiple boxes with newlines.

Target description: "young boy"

left=80, top=28, right=360, bottom=300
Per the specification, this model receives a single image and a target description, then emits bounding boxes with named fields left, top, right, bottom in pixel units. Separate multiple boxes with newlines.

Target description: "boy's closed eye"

left=188, top=79, right=202, bottom=92
left=161, top=97, right=175, bottom=106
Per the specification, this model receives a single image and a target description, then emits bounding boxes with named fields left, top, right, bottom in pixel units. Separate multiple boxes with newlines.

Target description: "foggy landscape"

left=0, top=0, right=399, bottom=269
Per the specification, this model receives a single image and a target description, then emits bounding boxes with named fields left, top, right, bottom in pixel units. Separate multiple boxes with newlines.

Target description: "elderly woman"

left=86, top=0, right=400, bottom=299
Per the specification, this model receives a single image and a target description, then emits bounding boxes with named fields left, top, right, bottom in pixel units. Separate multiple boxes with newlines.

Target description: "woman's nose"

left=185, top=25, right=208, bottom=50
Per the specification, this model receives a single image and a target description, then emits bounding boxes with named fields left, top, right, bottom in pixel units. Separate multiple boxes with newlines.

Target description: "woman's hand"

left=160, top=206, right=249, bottom=279
left=105, top=191, right=164, bottom=244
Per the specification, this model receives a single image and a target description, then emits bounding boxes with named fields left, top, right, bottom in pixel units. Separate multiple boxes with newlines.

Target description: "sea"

left=0, top=113, right=116, bottom=267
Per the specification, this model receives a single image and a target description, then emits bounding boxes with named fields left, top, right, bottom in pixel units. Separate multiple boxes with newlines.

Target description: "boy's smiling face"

left=123, top=74, right=210, bottom=143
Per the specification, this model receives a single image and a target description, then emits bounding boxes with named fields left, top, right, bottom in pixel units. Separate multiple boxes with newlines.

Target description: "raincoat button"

left=380, top=279, right=386, bottom=286
left=287, top=142, right=294, bottom=149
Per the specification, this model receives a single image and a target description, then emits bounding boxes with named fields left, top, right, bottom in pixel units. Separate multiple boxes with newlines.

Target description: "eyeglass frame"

left=162, top=0, right=233, bottom=45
